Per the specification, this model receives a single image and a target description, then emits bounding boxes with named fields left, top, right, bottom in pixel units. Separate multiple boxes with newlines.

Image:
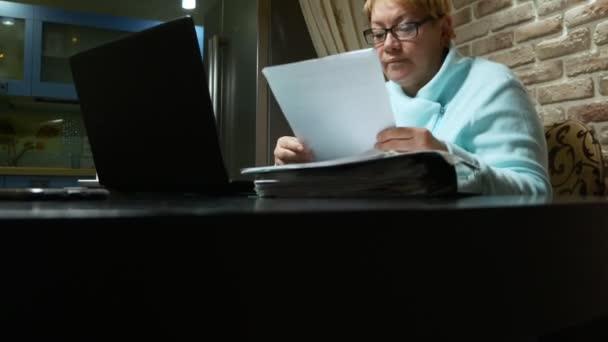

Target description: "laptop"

left=68, top=16, right=253, bottom=196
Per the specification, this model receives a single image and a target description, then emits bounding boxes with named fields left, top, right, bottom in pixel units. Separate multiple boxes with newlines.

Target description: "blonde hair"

left=363, top=0, right=452, bottom=20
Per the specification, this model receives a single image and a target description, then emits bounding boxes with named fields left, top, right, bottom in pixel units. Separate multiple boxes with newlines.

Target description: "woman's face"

left=370, top=1, right=451, bottom=95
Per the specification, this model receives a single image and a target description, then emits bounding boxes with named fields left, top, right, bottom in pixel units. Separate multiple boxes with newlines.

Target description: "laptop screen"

left=69, top=17, right=232, bottom=193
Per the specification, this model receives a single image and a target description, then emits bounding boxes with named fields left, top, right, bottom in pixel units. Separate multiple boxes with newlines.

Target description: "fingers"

left=375, top=127, right=447, bottom=152
left=274, top=136, right=313, bottom=165
left=274, top=148, right=313, bottom=164
left=278, top=136, right=305, bottom=152
left=376, top=127, right=416, bottom=143
left=375, top=138, right=415, bottom=152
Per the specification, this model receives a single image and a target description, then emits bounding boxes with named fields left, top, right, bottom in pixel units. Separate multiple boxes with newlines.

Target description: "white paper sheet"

left=262, top=48, right=395, bottom=161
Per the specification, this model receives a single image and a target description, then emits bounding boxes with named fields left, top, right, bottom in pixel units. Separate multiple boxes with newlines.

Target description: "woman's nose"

left=383, top=31, right=400, bottom=49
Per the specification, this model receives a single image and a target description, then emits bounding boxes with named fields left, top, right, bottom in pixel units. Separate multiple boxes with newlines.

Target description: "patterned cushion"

left=544, top=120, right=606, bottom=196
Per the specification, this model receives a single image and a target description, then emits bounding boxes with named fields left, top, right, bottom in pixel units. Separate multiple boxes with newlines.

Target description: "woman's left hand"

left=375, top=127, right=448, bottom=152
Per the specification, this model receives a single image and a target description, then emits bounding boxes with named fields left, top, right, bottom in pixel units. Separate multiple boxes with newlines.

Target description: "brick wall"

left=453, top=0, right=608, bottom=172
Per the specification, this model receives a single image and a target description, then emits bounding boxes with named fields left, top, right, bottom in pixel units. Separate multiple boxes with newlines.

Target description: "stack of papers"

left=261, top=48, right=395, bottom=161
left=241, top=150, right=458, bottom=198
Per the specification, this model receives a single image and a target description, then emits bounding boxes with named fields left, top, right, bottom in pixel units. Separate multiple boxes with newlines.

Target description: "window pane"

left=0, top=18, right=26, bottom=80
left=41, top=22, right=128, bottom=83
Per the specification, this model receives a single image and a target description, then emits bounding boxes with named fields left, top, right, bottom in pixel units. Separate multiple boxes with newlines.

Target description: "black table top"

left=2, top=194, right=608, bottom=341
left=0, top=193, right=602, bottom=220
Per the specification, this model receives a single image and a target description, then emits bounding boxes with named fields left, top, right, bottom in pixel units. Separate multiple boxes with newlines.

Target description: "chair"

left=544, top=119, right=606, bottom=196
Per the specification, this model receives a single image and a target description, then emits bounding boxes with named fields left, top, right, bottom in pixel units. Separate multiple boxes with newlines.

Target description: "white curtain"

left=299, top=0, right=369, bottom=57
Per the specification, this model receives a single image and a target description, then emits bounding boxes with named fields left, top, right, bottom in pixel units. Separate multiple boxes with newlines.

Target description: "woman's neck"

left=401, top=47, right=450, bottom=97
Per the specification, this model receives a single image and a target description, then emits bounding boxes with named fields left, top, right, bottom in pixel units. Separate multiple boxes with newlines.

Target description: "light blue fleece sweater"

left=386, top=46, right=552, bottom=196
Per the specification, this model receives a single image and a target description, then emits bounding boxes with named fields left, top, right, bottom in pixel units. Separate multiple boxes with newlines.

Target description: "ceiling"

left=6, top=0, right=221, bottom=25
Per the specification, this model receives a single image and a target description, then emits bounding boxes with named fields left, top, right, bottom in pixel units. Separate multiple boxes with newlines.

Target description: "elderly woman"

left=274, top=0, right=551, bottom=196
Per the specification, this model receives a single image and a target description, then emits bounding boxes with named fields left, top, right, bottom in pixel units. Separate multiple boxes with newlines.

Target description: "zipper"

left=430, top=106, right=445, bottom=132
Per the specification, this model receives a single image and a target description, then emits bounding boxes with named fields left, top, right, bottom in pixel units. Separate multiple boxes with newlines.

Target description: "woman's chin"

left=386, top=66, right=412, bottom=81
left=387, top=72, right=412, bottom=85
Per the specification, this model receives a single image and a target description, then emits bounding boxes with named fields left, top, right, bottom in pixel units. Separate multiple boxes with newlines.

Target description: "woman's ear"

left=440, top=15, right=455, bottom=48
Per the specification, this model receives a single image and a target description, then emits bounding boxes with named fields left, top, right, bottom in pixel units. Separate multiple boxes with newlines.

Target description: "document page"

left=262, top=48, right=395, bottom=161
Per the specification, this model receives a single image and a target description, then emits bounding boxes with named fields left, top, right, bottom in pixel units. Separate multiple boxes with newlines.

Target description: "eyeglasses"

left=363, top=17, right=435, bottom=45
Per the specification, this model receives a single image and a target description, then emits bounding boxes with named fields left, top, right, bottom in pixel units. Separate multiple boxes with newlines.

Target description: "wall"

left=453, top=0, right=608, bottom=160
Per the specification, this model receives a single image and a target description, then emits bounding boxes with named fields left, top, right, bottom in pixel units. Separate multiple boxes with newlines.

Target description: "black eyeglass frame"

left=362, top=16, right=437, bottom=45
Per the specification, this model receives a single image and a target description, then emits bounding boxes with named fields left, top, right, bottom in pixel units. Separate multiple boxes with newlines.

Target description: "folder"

left=241, top=150, right=459, bottom=198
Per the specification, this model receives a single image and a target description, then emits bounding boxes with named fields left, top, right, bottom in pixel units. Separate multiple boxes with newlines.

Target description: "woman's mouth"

left=384, top=58, right=406, bottom=64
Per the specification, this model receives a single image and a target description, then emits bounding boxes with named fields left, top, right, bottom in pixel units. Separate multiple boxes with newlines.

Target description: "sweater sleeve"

left=444, top=77, right=552, bottom=196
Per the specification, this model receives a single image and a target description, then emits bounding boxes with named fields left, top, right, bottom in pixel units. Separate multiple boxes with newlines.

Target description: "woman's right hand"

left=274, top=136, right=313, bottom=165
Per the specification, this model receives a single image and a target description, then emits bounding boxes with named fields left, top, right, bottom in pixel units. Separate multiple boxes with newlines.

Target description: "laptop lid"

left=69, top=16, right=231, bottom=193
